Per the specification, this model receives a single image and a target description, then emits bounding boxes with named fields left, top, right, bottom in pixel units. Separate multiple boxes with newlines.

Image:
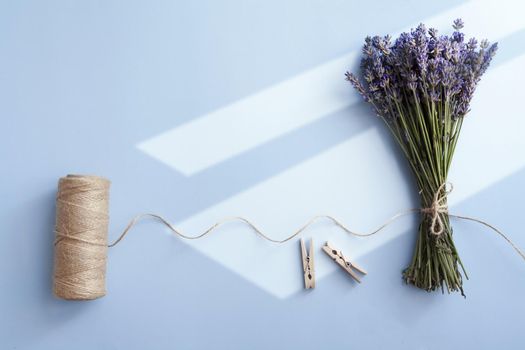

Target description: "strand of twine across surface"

left=108, top=183, right=525, bottom=262
left=53, top=176, right=525, bottom=301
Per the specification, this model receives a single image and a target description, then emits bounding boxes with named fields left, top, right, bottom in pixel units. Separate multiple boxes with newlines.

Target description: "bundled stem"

left=390, top=89, right=467, bottom=294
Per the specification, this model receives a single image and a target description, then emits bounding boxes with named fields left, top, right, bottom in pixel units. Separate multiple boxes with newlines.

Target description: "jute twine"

left=53, top=175, right=110, bottom=300
left=52, top=175, right=524, bottom=300
left=420, top=182, right=452, bottom=236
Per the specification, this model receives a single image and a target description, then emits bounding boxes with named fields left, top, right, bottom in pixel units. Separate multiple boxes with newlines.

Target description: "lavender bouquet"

left=346, top=20, right=497, bottom=295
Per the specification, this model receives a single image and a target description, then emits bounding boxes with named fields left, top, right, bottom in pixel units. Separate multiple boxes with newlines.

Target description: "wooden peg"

left=300, top=238, right=315, bottom=289
left=322, top=241, right=367, bottom=283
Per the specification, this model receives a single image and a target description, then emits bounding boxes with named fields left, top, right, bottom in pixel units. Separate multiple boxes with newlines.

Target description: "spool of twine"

left=53, top=175, right=110, bottom=300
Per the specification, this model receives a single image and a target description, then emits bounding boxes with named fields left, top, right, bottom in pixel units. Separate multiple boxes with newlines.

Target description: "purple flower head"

left=345, top=72, right=369, bottom=103
left=429, top=89, right=441, bottom=102
left=453, top=18, right=464, bottom=30
left=452, top=31, right=464, bottom=44
left=347, top=19, right=497, bottom=121
left=362, top=36, right=374, bottom=57
left=406, top=71, right=418, bottom=90
left=467, top=38, right=478, bottom=50
left=479, top=42, right=498, bottom=76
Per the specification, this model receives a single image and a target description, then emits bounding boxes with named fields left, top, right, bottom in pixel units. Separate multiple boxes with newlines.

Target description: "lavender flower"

left=347, top=20, right=497, bottom=121
left=345, top=20, right=497, bottom=295
left=453, top=18, right=464, bottom=30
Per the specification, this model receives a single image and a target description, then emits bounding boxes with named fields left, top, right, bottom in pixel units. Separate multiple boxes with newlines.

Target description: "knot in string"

left=421, top=182, right=453, bottom=236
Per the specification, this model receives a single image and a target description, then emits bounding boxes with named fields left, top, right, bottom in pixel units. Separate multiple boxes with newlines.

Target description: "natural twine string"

left=421, top=182, right=452, bottom=236
left=53, top=175, right=525, bottom=300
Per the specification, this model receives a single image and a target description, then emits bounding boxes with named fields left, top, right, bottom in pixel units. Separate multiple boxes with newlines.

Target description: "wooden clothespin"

left=322, top=241, right=367, bottom=283
left=300, top=238, right=315, bottom=289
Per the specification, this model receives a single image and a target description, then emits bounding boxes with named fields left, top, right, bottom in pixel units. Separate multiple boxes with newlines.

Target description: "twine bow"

left=421, top=183, right=453, bottom=236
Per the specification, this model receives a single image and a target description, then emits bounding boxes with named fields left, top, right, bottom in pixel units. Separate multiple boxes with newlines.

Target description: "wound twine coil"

left=53, top=175, right=110, bottom=300
left=52, top=174, right=525, bottom=300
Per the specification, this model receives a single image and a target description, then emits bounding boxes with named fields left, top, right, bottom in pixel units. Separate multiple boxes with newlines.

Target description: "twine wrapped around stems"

left=421, top=183, right=452, bottom=236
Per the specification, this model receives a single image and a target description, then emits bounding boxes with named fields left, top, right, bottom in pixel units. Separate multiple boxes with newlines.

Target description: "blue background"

left=1, top=1, right=525, bottom=349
